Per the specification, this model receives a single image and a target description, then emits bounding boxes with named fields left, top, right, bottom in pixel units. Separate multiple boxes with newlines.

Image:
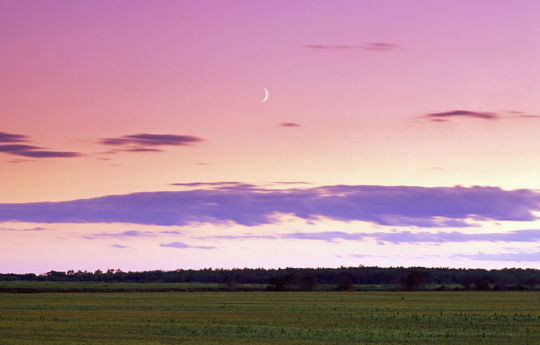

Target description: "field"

left=0, top=291, right=538, bottom=344
left=0, top=281, right=266, bottom=293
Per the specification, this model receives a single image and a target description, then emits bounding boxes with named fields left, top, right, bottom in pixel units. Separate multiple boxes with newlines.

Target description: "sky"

left=1, top=0, right=539, bottom=273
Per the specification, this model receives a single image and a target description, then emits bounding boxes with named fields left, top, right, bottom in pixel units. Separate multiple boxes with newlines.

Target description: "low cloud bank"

left=0, top=184, right=538, bottom=227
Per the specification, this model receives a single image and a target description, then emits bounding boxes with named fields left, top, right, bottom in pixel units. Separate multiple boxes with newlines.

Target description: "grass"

left=0, top=291, right=538, bottom=344
left=0, top=281, right=260, bottom=292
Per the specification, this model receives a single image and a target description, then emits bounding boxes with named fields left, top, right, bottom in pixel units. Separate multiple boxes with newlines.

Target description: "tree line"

left=1, top=266, right=538, bottom=291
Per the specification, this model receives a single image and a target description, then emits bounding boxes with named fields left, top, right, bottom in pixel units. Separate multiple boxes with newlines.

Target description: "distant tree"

left=226, top=278, right=238, bottom=291
left=268, top=272, right=300, bottom=291
left=45, top=271, right=66, bottom=281
left=524, top=278, right=536, bottom=290
left=461, top=275, right=472, bottom=290
left=336, top=276, right=353, bottom=291
left=300, top=276, right=318, bottom=291
left=400, top=271, right=425, bottom=290
left=2, top=266, right=540, bottom=289
left=473, top=278, right=490, bottom=290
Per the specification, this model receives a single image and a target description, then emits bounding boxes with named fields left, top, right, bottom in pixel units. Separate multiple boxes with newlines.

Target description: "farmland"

left=0, top=291, right=538, bottom=344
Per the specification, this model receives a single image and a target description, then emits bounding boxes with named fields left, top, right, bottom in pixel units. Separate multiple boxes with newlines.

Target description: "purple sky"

left=1, top=1, right=539, bottom=272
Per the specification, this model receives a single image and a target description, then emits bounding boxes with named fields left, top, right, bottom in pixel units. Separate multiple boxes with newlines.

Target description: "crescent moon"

left=262, top=88, right=269, bottom=103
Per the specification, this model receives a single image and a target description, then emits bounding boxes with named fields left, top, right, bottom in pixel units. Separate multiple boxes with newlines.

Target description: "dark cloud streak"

left=0, top=131, right=28, bottom=143
left=424, top=110, right=498, bottom=121
left=99, top=133, right=204, bottom=156
left=100, top=133, right=203, bottom=147
left=279, top=122, right=302, bottom=127
left=0, top=144, right=80, bottom=158
left=0, top=131, right=80, bottom=158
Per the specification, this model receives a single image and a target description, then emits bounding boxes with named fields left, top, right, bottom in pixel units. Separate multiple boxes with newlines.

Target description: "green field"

left=0, top=291, right=538, bottom=344
left=0, top=281, right=267, bottom=293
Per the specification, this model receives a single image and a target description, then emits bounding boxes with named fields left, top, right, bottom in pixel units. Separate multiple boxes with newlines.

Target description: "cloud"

left=111, top=244, right=128, bottom=249
left=1, top=184, right=539, bottom=228
left=0, top=131, right=28, bottom=143
left=283, top=231, right=364, bottom=242
left=453, top=251, right=540, bottom=262
left=159, top=241, right=217, bottom=249
left=84, top=229, right=183, bottom=239
left=514, top=114, right=540, bottom=119
left=20, top=227, right=48, bottom=232
left=83, top=230, right=154, bottom=239
left=100, top=133, right=203, bottom=147
left=304, top=42, right=397, bottom=51
left=422, top=109, right=540, bottom=123
left=198, top=235, right=277, bottom=241
left=283, top=229, right=540, bottom=244
left=98, top=133, right=204, bottom=155
left=279, top=122, right=302, bottom=127
left=0, top=226, right=48, bottom=232
left=0, top=144, right=80, bottom=158
left=123, top=147, right=163, bottom=153
left=507, top=111, right=540, bottom=119
left=362, top=42, right=397, bottom=51
left=0, top=132, right=80, bottom=158
left=423, top=110, right=498, bottom=121
left=159, top=230, right=183, bottom=235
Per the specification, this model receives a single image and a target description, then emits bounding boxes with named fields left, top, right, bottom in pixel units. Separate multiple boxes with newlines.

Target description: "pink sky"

left=1, top=1, right=539, bottom=273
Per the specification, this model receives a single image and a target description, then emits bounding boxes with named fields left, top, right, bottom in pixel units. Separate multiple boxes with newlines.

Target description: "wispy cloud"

left=507, top=110, right=540, bottom=119
left=198, top=234, right=276, bottom=241
left=283, top=229, right=540, bottom=244
left=362, top=42, right=397, bottom=51
left=0, top=226, right=48, bottom=232
left=100, top=133, right=203, bottom=148
left=421, top=109, right=540, bottom=123
left=159, top=241, right=217, bottom=249
left=159, top=230, right=183, bottom=235
left=0, top=131, right=80, bottom=158
left=82, top=229, right=183, bottom=239
left=279, top=122, right=302, bottom=127
left=111, top=243, right=128, bottom=249
left=453, top=251, right=540, bottom=262
left=1, top=184, right=539, bottom=227
left=0, top=146, right=80, bottom=158
left=123, top=147, right=163, bottom=153
left=0, top=131, right=28, bottom=143
left=83, top=230, right=155, bottom=239
left=304, top=42, right=397, bottom=51
left=98, top=133, right=204, bottom=156
left=423, top=110, right=498, bottom=121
